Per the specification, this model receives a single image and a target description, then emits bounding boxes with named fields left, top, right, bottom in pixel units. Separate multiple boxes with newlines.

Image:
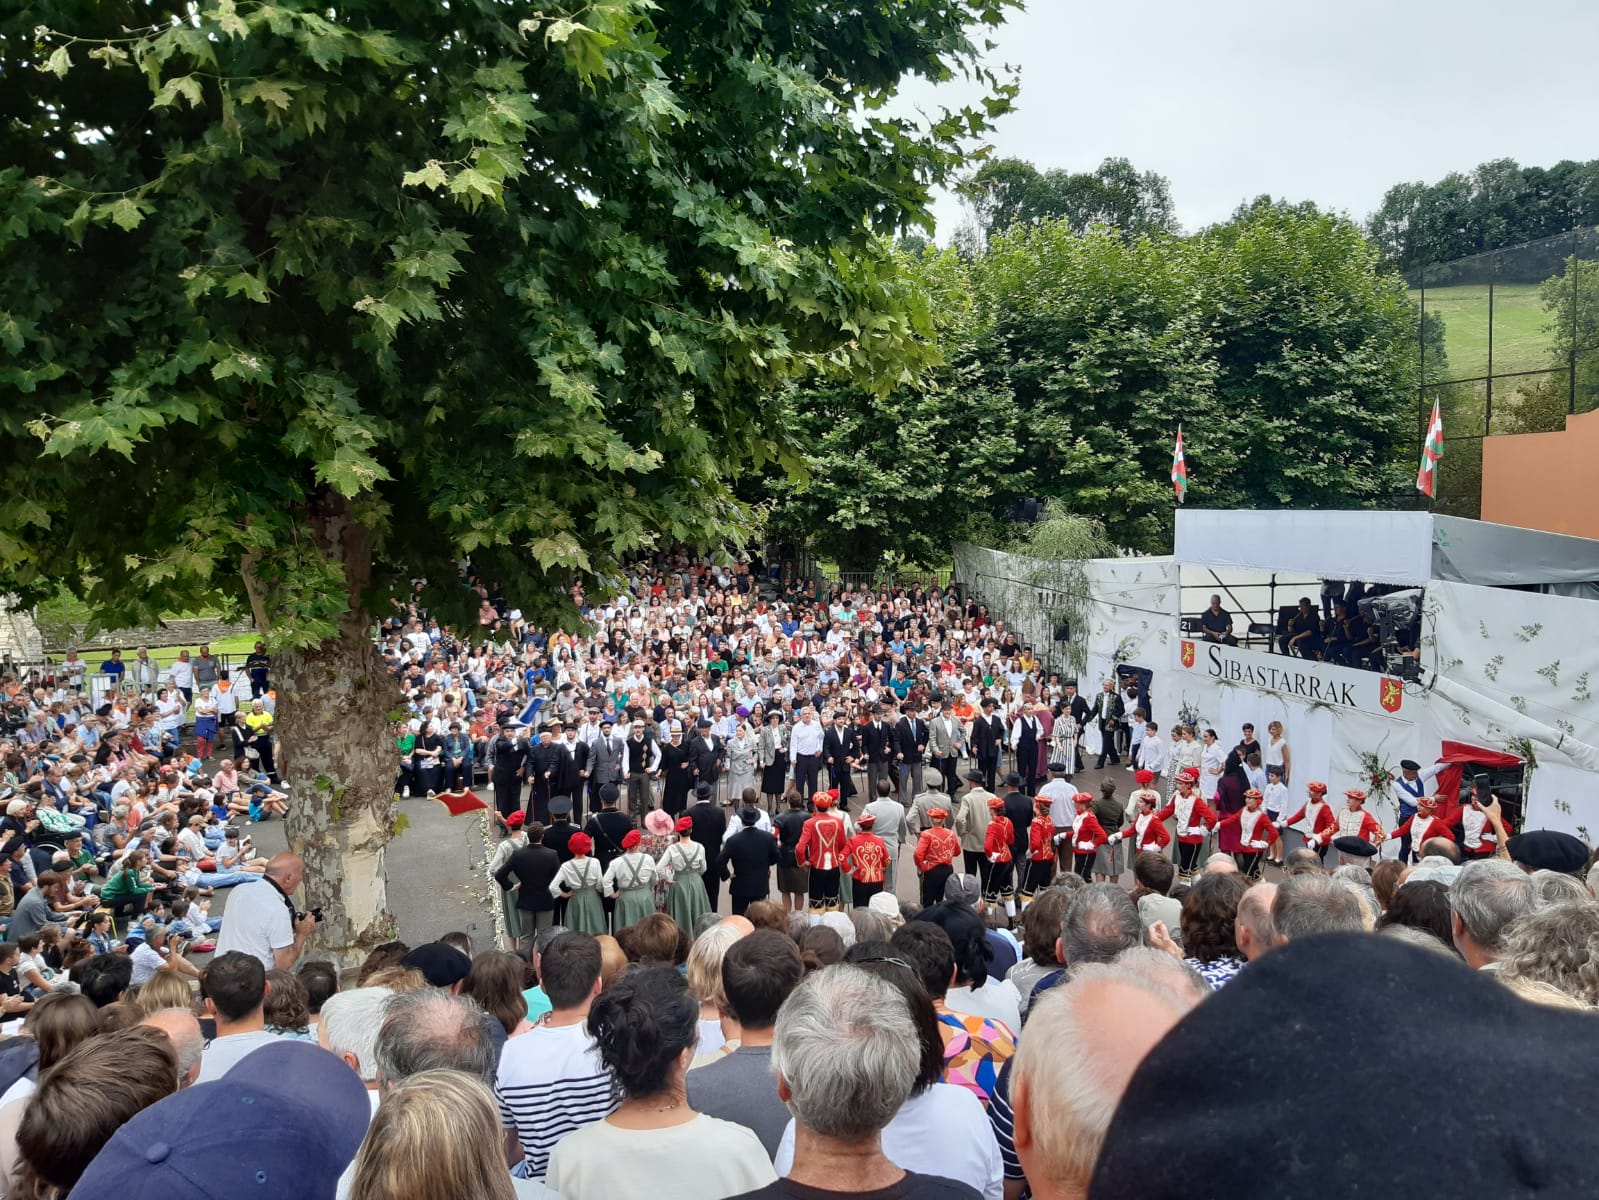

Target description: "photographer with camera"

left=213, top=853, right=317, bottom=971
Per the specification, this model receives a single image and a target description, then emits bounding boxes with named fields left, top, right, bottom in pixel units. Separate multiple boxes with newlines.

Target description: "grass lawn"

left=1411, top=283, right=1560, bottom=381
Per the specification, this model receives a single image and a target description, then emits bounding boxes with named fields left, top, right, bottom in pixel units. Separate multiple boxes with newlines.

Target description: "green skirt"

left=499, top=888, right=521, bottom=946
left=565, top=887, right=608, bottom=936
left=614, top=886, right=657, bottom=932
left=666, top=872, right=710, bottom=931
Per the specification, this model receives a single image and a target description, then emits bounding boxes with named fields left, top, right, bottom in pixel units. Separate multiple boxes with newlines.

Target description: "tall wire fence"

left=1406, top=227, right=1599, bottom=516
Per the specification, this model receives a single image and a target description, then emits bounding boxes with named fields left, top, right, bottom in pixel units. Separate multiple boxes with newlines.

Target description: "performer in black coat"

left=658, top=722, right=694, bottom=815
left=687, top=783, right=728, bottom=911
left=488, top=721, right=528, bottom=821
left=715, top=807, right=780, bottom=915
left=525, top=725, right=564, bottom=825
left=822, top=713, right=861, bottom=809
left=972, top=699, right=1006, bottom=793
left=687, top=719, right=725, bottom=797
left=493, top=832, right=560, bottom=950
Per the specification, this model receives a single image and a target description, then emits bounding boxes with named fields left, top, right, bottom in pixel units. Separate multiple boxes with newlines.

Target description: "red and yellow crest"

left=1180, top=640, right=1196, bottom=669
left=1379, top=677, right=1404, bottom=713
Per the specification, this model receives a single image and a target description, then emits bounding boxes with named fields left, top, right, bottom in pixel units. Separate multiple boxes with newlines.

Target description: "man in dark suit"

left=715, top=806, right=780, bottom=915
left=1001, top=772, right=1034, bottom=867
left=526, top=722, right=564, bottom=825
left=1092, top=679, right=1126, bottom=769
left=1062, top=681, right=1093, bottom=774
left=493, top=818, right=560, bottom=951
left=488, top=720, right=527, bottom=821
left=542, top=796, right=578, bottom=924
left=972, top=698, right=1006, bottom=793
left=895, top=701, right=928, bottom=803
left=688, top=717, right=725, bottom=801
left=688, top=781, right=728, bottom=912
left=583, top=784, right=634, bottom=925
left=555, top=725, right=589, bottom=820
left=822, top=709, right=860, bottom=810
left=861, top=703, right=897, bottom=801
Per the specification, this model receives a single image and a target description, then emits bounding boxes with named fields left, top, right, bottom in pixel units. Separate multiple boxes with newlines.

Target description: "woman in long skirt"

left=725, top=721, right=757, bottom=800
left=660, top=818, right=711, bottom=932
left=488, top=811, right=530, bottom=947
left=550, top=833, right=608, bottom=935
left=758, top=712, right=789, bottom=808
left=605, top=829, right=659, bottom=932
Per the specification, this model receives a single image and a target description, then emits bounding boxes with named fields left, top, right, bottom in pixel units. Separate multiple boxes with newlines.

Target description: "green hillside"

left=1410, top=282, right=1558, bottom=381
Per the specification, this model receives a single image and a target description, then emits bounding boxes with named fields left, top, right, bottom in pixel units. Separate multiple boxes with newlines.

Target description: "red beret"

left=1135, top=769, right=1156, bottom=785
left=568, top=832, right=593, bottom=854
left=621, top=829, right=641, bottom=850
left=674, top=815, right=694, bottom=833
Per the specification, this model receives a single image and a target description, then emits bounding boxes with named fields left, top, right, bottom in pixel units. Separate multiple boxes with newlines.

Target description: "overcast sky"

left=899, top=0, right=1599, bottom=239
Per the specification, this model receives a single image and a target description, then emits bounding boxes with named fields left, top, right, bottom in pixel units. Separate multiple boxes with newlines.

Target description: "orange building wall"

left=1481, top=409, right=1599, bottom=540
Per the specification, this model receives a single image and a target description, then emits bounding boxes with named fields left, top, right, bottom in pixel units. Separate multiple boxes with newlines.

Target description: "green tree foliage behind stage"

left=759, top=199, right=1420, bottom=565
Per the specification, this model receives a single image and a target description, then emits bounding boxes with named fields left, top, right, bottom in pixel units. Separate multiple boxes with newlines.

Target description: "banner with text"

left=1177, top=640, right=1412, bottom=722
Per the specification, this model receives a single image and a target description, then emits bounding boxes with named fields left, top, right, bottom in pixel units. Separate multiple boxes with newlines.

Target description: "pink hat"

left=644, top=809, right=674, bottom=838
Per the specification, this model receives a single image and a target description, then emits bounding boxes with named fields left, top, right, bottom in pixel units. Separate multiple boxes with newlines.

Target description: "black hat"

left=871, top=703, right=885, bottom=714
left=1399, top=759, right=1421, bottom=771
left=1331, top=835, right=1376, bottom=858
left=549, top=795, right=573, bottom=816
left=980, top=698, right=997, bottom=709
left=1048, top=761, right=1068, bottom=775
left=1507, top=829, right=1589, bottom=875
left=694, top=781, right=713, bottom=799
left=1064, top=679, right=1079, bottom=688
left=964, top=769, right=985, bottom=784
left=401, top=943, right=471, bottom=989
left=739, top=807, right=761, bottom=826
left=1090, top=933, right=1599, bottom=1200
left=1004, top=771, right=1023, bottom=789
left=696, top=717, right=712, bottom=729
left=599, top=783, right=620, bottom=806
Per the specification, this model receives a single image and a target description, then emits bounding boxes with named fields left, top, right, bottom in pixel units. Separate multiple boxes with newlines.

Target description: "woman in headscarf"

left=549, top=833, right=607, bottom=935
left=605, top=829, right=659, bottom=932
left=660, top=816, right=711, bottom=932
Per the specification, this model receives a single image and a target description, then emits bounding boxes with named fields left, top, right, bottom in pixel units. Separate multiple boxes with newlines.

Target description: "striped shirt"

left=495, top=1021, right=617, bottom=1179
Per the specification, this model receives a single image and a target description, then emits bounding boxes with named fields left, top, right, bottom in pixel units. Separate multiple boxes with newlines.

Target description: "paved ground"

left=211, top=760, right=1157, bottom=957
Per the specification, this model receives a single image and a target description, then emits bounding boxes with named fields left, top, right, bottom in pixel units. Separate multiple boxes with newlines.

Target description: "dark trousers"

left=395, top=764, right=417, bottom=796
left=445, top=761, right=468, bottom=791
left=962, top=849, right=989, bottom=889
left=1234, top=851, right=1264, bottom=879
left=852, top=880, right=882, bottom=909
left=705, top=864, right=723, bottom=914
left=1020, top=859, right=1053, bottom=897
left=1095, top=724, right=1120, bottom=768
left=1396, top=802, right=1417, bottom=863
left=985, top=859, right=1014, bottom=902
left=252, top=736, right=281, bottom=785
left=808, top=867, right=841, bottom=910
left=1019, top=762, right=1040, bottom=796
left=730, top=891, right=764, bottom=916
left=1073, top=852, right=1095, bottom=881
left=1177, top=840, right=1203, bottom=876
left=794, top=753, right=820, bottom=798
left=920, top=863, right=953, bottom=908
left=935, top=757, right=958, bottom=791
left=976, top=758, right=999, bottom=793
left=627, top=773, right=652, bottom=813
left=492, top=776, right=521, bottom=820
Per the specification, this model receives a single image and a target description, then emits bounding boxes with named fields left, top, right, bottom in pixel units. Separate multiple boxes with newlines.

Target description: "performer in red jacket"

left=1066, top=791, right=1109, bottom=882
left=1020, top=796, right=1057, bottom=904
left=1388, top=795, right=1455, bottom=862
left=1219, top=788, right=1279, bottom=878
left=1278, top=781, right=1338, bottom=862
left=1335, top=788, right=1385, bottom=848
left=844, top=810, right=890, bottom=910
left=1156, top=767, right=1216, bottom=882
left=796, top=791, right=848, bottom=912
left=1112, top=786, right=1173, bottom=858
left=982, top=796, right=1016, bottom=915
left=913, top=807, right=961, bottom=907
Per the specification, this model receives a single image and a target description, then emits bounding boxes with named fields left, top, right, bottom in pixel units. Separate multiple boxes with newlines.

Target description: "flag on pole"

left=1171, top=426, right=1188, bottom=504
left=1416, top=397, right=1443, bottom=498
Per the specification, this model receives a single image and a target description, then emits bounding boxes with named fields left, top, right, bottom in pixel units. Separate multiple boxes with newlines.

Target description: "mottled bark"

left=273, top=488, right=399, bottom=964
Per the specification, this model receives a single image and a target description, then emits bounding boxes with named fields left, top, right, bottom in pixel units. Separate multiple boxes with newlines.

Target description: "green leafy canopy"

left=0, top=0, right=1019, bottom=642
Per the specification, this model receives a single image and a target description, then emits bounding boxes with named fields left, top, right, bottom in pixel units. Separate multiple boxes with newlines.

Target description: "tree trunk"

left=271, top=487, right=399, bottom=965
left=275, top=631, right=399, bottom=965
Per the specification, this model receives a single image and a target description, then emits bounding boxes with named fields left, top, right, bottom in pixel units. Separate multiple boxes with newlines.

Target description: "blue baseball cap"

left=68, top=1040, right=370, bottom=1200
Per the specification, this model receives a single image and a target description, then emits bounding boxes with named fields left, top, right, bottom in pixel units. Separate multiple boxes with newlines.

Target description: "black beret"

left=401, top=942, right=471, bottom=989
left=1091, top=934, right=1599, bottom=1199
left=1507, top=829, right=1589, bottom=875
left=548, top=795, right=573, bottom=815
left=1331, top=835, right=1376, bottom=858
